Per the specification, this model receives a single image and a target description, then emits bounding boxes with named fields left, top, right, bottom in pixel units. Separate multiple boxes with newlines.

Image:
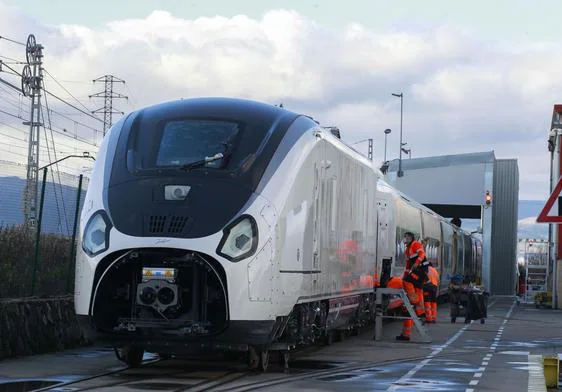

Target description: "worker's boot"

left=396, top=334, right=410, bottom=341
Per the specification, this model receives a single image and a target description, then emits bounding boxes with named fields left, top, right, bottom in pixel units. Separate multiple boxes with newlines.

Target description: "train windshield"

left=129, top=118, right=243, bottom=171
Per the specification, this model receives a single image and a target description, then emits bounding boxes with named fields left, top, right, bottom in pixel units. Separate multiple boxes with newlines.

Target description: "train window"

left=158, top=120, right=239, bottom=168
left=132, top=119, right=241, bottom=170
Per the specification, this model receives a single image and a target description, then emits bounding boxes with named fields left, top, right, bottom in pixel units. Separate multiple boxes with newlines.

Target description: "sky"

left=0, top=0, right=560, bottom=200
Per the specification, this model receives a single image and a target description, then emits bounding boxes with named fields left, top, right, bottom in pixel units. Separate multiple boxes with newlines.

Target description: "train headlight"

left=82, top=210, right=112, bottom=257
left=216, top=215, right=258, bottom=262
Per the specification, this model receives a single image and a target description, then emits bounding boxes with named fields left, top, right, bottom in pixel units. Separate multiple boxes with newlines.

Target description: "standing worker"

left=423, top=262, right=440, bottom=323
left=402, top=232, right=430, bottom=322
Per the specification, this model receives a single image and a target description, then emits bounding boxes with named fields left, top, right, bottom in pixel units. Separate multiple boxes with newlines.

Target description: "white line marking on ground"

left=387, top=299, right=503, bottom=391
left=386, top=322, right=472, bottom=391
left=499, top=351, right=530, bottom=356
left=468, top=300, right=516, bottom=390
left=527, top=354, right=547, bottom=392
left=466, top=389, right=474, bottom=392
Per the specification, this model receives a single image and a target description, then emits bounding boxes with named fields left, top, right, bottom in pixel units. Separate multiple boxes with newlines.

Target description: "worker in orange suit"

left=386, top=276, right=414, bottom=341
left=402, top=232, right=429, bottom=322
left=423, top=262, right=440, bottom=323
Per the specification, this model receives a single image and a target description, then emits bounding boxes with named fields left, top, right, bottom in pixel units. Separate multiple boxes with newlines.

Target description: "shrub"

left=0, top=225, right=75, bottom=298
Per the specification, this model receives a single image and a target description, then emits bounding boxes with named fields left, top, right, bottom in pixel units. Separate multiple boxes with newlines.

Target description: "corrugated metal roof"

left=386, top=151, right=496, bottom=171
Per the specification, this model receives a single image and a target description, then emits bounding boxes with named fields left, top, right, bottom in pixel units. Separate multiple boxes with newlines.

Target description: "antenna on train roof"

left=323, top=126, right=341, bottom=139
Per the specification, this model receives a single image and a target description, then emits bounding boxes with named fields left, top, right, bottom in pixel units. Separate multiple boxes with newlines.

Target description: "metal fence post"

left=67, top=174, right=83, bottom=293
left=31, top=167, right=47, bottom=297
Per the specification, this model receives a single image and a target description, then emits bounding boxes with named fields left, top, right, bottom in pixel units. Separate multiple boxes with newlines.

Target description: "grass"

left=0, top=225, right=75, bottom=298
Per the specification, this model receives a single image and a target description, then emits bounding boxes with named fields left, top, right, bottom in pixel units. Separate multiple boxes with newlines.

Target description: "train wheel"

left=278, top=351, right=290, bottom=373
left=259, top=350, right=270, bottom=372
left=247, top=347, right=259, bottom=371
left=121, top=345, right=144, bottom=368
left=324, top=331, right=334, bottom=346
left=337, top=330, right=346, bottom=342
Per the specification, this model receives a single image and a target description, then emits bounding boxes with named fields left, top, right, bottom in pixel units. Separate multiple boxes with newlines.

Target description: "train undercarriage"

left=90, top=248, right=376, bottom=371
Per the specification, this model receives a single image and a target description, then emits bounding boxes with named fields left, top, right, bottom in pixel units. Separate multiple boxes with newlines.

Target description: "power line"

left=0, top=54, right=25, bottom=63
left=42, top=90, right=70, bottom=236
left=44, top=68, right=94, bottom=114
left=45, top=88, right=104, bottom=125
left=0, top=106, right=98, bottom=147
left=0, top=107, right=21, bottom=120
left=0, top=35, right=26, bottom=46
left=43, top=104, right=101, bottom=134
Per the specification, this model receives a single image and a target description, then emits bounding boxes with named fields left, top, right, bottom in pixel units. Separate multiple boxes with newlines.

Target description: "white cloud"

left=0, top=3, right=559, bottom=199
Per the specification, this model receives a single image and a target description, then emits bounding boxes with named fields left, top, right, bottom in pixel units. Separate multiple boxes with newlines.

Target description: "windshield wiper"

left=179, top=153, right=224, bottom=171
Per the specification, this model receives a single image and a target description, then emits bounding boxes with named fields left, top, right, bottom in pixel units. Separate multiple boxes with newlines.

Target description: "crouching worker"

left=423, top=262, right=439, bottom=323
left=386, top=276, right=414, bottom=341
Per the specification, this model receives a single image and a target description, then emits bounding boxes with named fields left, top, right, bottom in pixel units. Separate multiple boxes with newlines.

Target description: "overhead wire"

left=44, top=89, right=104, bottom=125
left=0, top=116, right=95, bottom=153
left=0, top=106, right=99, bottom=147
left=42, top=80, right=71, bottom=235
left=44, top=68, right=95, bottom=115
left=0, top=54, right=25, bottom=63
left=0, top=35, right=26, bottom=46
left=0, top=61, right=22, bottom=76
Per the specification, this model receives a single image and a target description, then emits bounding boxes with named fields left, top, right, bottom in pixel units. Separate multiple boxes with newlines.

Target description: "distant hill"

left=518, top=200, right=548, bottom=240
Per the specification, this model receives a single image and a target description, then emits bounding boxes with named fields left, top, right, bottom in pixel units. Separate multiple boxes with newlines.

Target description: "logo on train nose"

left=164, top=185, right=191, bottom=201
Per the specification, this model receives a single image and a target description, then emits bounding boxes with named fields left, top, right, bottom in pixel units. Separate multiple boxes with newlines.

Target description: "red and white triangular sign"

left=537, top=175, right=562, bottom=223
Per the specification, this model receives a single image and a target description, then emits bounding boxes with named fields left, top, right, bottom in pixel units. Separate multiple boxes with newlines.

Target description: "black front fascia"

left=107, top=98, right=313, bottom=239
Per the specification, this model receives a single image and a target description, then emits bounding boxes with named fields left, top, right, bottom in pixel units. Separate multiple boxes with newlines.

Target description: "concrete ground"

left=0, top=297, right=558, bottom=391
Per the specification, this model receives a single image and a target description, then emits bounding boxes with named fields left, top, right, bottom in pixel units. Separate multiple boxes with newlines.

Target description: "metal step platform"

left=373, top=287, right=431, bottom=343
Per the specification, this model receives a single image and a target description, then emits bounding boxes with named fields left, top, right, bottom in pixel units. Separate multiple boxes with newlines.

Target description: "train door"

left=310, top=148, right=331, bottom=295
left=279, top=143, right=325, bottom=303
left=440, top=221, right=454, bottom=293
left=375, top=190, right=393, bottom=282
left=455, top=230, right=464, bottom=276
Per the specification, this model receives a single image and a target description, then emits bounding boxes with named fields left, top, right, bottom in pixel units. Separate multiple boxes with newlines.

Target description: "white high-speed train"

left=74, top=97, right=482, bottom=370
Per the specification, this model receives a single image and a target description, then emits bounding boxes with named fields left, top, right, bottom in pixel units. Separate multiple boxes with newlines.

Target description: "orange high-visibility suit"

left=423, top=264, right=439, bottom=323
left=386, top=276, right=414, bottom=341
left=403, top=239, right=429, bottom=319
left=423, top=266, right=440, bottom=323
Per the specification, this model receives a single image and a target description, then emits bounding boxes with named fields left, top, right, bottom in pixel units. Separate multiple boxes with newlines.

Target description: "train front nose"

left=91, top=248, right=229, bottom=338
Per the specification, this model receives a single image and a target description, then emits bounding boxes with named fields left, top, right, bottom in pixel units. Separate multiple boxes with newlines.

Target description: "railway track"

left=32, top=346, right=501, bottom=392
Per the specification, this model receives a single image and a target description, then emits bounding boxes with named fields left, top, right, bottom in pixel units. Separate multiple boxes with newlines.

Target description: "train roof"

left=130, top=97, right=303, bottom=124
left=377, top=177, right=477, bottom=237
left=386, top=151, right=496, bottom=172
